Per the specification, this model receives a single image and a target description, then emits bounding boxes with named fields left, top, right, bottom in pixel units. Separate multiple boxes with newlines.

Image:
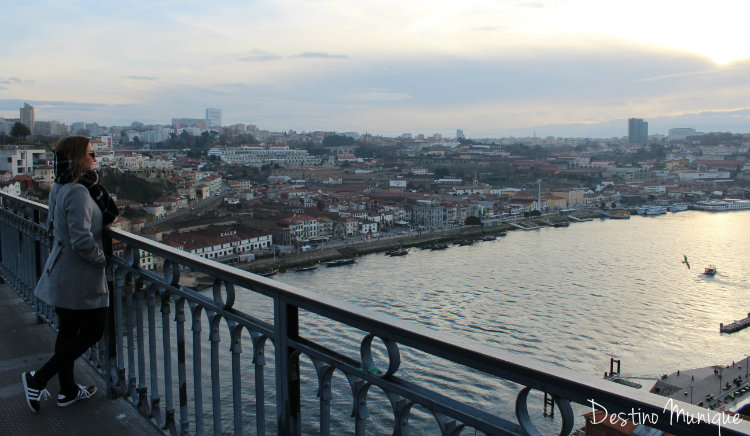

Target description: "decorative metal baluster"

left=251, top=332, right=267, bottom=436
left=190, top=304, right=205, bottom=436
left=431, top=412, right=465, bottom=436
left=174, top=296, right=189, bottom=436
left=346, top=375, right=370, bottom=436
left=274, top=297, right=301, bottom=436
left=160, top=291, right=177, bottom=434
left=146, top=283, right=162, bottom=425
left=230, top=323, right=244, bottom=436
left=209, top=311, right=223, bottom=435
left=134, top=277, right=149, bottom=413
left=387, top=394, right=414, bottom=436
left=515, top=386, right=574, bottom=436
left=312, top=360, right=334, bottom=436
left=124, top=274, right=137, bottom=400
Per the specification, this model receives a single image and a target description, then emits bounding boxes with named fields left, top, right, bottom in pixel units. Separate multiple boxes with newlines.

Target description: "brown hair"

left=55, top=135, right=90, bottom=183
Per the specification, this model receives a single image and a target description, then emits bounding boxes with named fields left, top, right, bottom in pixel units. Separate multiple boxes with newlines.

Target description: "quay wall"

left=240, top=211, right=599, bottom=275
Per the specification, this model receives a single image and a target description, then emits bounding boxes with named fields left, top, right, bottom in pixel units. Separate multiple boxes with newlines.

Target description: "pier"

left=651, top=358, right=750, bottom=415
left=721, top=313, right=750, bottom=333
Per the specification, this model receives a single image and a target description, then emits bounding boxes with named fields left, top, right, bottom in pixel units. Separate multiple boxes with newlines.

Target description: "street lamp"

left=689, top=384, right=694, bottom=404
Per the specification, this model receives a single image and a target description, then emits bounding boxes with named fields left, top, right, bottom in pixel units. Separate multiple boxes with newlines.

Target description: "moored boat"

left=295, top=264, right=318, bottom=272
left=326, top=258, right=356, bottom=267
left=694, top=199, right=750, bottom=211
left=259, top=268, right=278, bottom=277
left=385, top=248, right=408, bottom=256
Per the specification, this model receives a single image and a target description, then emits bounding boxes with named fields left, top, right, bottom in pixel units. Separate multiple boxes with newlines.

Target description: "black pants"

left=34, top=306, right=107, bottom=394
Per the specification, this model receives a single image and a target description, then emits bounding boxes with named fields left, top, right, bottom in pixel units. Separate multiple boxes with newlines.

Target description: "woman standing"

left=22, top=135, right=118, bottom=413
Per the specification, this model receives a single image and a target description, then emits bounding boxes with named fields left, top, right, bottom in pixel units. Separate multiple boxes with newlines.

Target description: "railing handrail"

left=1, top=190, right=747, bottom=436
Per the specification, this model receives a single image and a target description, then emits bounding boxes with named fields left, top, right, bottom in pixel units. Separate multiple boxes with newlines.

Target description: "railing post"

left=275, top=297, right=301, bottom=435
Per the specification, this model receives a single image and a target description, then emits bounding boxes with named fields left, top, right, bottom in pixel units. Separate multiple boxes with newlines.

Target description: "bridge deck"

left=0, top=282, right=161, bottom=436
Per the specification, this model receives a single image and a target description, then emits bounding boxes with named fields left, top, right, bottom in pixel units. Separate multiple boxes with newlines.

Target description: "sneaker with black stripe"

left=22, top=371, right=50, bottom=413
left=57, top=384, right=97, bottom=407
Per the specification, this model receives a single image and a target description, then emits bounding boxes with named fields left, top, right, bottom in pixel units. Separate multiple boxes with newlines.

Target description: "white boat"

left=693, top=199, right=750, bottom=211
left=644, top=206, right=668, bottom=215
left=670, top=203, right=688, bottom=212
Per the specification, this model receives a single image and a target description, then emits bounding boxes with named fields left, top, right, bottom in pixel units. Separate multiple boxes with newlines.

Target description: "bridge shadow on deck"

left=0, top=282, right=162, bottom=436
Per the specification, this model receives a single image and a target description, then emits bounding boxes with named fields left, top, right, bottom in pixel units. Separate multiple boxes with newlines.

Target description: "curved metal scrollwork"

left=360, top=333, right=401, bottom=377
left=515, top=386, right=575, bottom=436
left=212, top=278, right=235, bottom=309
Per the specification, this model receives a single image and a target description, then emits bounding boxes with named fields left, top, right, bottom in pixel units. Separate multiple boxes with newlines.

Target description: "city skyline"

left=1, top=1, right=749, bottom=138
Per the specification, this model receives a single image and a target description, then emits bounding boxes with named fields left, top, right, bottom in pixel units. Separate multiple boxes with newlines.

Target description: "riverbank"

left=234, top=210, right=600, bottom=277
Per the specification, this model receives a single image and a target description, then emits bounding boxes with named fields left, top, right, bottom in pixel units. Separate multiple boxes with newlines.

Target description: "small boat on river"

left=703, top=265, right=717, bottom=276
left=326, top=258, right=356, bottom=267
left=385, top=248, right=408, bottom=256
left=259, top=268, right=278, bottom=277
left=295, top=264, right=318, bottom=272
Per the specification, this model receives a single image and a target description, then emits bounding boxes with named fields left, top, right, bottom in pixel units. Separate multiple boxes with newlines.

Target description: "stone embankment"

left=239, top=211, right=600, bottom=276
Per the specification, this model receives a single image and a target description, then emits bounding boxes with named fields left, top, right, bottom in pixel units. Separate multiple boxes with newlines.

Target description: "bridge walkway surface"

left=0, top=282, right=162, bottom=436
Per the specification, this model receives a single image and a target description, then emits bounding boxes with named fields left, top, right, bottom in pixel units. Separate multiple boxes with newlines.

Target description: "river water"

left=265, top=210, right=749, bottom=434
left=162, top=210, right=749, bottom=434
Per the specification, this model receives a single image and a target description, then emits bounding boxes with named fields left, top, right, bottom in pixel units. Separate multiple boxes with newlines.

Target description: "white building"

left=0, top=146, right=47, bottom=177
left=205, top=108, right=222, bottom=130
left=208, top=145, right=320, bottom=167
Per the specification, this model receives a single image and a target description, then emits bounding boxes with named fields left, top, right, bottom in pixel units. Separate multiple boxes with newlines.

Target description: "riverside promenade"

left=0, top=282, right=161, bottom=436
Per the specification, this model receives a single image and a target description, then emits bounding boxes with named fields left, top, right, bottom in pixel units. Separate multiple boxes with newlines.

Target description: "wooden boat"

left=295, top=264, right=318, bottom=272
left=259, top=268, right=278, bottom=277
left=703, top=265, right=717, bottom=276
left=385, top=248, right=408, bottom=256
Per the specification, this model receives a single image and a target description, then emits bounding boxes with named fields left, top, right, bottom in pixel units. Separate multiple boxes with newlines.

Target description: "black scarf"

left=79, top=170, right=119, bottom=226
left=55, top=153, right=119, bottom=226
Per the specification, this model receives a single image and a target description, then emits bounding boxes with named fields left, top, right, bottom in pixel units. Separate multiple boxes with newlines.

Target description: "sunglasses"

left=88, top=152, right=96, bottom=158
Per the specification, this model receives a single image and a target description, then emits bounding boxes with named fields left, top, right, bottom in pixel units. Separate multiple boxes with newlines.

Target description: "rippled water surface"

left=185, top=211, right=749, bottom=434
left=275, top=211, right=749, bottom=376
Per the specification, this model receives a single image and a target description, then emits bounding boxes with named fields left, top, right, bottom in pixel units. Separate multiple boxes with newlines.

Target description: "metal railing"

left=1, top=191, right=747, bottom=436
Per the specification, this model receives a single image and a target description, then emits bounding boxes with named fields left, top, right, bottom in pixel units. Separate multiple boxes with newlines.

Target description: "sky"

left=1, top=0, right=749, bottom=138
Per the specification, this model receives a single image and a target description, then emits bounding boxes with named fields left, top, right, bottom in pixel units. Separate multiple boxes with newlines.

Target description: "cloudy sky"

left=1, top=0, right=748, bottom=138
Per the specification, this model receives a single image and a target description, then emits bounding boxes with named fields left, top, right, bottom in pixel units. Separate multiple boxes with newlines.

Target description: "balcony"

left=0, top=191, right=747, bottom=436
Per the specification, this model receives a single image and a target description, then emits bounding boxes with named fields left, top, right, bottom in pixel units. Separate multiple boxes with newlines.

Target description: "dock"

left=650, top=358, right=750, bottom=415
left=721, top=313, right=750, bottom=333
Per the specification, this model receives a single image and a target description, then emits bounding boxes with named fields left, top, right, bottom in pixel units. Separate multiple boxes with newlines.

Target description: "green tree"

left=100, top=169, right=173, bottom=203
left=322, top=134, right=355, bottom=148
left=11, top=122, right=31, bottom=139
left=434, top=167, right=450, bottom=178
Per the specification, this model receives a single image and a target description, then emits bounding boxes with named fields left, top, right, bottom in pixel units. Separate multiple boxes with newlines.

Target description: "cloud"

left=238, top=50, right=283, bottom=62
left=0, top=77, right=23, bottom=85
left=126, top=75, right=157, bottom=81
left=339, top=89, right=412, bottom=102
left=293, top=52, right=348, bottom=59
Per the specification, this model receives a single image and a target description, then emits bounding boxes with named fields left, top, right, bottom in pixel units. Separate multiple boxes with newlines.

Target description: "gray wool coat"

left=34, top=182, right=109, bottom=310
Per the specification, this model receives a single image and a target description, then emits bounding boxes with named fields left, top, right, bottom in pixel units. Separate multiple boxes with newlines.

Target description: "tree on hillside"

left=11, top=122, right=31, bottom=139
left=322, top=134, right=355, bottom=148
